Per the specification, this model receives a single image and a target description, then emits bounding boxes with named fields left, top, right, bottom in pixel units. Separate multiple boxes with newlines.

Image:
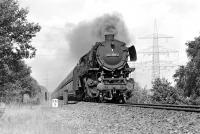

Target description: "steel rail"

left=116, top=103, right=200, bottom=112
left=64, top=101, right=200, bottom=112
left=129, top=103, right=200, bottom=108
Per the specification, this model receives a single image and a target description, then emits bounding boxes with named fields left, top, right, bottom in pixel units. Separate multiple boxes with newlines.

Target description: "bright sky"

left=18, top=0, right=200, bottom=91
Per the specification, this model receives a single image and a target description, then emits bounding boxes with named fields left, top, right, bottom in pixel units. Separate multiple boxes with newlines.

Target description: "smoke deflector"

left=128, top=45, right=137, bottom=61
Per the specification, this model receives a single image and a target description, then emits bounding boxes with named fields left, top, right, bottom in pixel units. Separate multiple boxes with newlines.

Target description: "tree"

left=151, top=78, right=180, bottom=104
left=174, top=35, right=200, bottom=98
left=0, top=0, right=41, bottom=103
left=0, top=0, right=41, bottom=61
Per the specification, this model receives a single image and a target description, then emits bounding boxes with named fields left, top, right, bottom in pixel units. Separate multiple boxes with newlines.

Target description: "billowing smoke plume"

left=67, top=13, right=130, bottom=59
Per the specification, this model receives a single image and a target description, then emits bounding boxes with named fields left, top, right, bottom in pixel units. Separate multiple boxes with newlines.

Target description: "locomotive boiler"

left=52, top=34, right=137, bottom=103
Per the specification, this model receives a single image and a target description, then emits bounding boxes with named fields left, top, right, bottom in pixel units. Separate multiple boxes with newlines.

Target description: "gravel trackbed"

left=1, top=102, right=200, bottom=134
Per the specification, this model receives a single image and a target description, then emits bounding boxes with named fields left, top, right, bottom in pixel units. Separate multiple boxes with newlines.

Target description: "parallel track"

left=116, top=103, right=200, bottom=112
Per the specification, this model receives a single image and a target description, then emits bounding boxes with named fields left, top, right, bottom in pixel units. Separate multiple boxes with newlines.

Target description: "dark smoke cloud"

left=66, top=13, right=130, bottom=59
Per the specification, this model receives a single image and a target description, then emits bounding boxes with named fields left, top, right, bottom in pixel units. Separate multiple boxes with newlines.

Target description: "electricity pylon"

left=139, top=20, right=174, bottom=80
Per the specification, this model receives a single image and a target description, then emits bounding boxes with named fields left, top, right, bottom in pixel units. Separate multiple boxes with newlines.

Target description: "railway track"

left=63, top=101, right=200, bottom=112
left=116, top=103, right=200, bottom=112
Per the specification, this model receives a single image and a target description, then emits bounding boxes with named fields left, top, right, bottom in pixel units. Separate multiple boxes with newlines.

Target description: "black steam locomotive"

left=51, top=34, right=137, bottom=103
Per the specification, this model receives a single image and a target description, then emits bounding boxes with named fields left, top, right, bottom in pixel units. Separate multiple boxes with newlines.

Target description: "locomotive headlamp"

left=98, top=77, right=102, bottom=81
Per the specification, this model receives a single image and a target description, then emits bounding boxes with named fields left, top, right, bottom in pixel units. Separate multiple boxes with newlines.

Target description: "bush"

left=151, top=78, right=182, bottom=104
left=128, top=82, right=152, bottom=104
left=186, top=96, right=200, bottom=105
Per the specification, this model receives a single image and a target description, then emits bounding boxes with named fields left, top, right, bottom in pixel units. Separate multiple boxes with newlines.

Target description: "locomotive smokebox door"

left=96, top=34, right=128, bottom=70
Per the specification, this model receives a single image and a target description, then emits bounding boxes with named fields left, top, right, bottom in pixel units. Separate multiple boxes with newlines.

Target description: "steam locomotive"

left=51, top=34, right=137, bottom=103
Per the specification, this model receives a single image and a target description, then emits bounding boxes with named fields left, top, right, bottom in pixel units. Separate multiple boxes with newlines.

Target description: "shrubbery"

left=129, top=77, right=200, bottom=105
left=151, top=78, right=183, bottom=104
left=128, top=82, right=152, bottom=104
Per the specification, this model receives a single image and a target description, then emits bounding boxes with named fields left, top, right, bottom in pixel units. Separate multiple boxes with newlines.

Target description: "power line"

left=138, top=19, right=177, bottom=80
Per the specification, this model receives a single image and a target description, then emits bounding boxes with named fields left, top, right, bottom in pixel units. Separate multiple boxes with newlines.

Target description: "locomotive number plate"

left=106, top=53, right=119, bottom=57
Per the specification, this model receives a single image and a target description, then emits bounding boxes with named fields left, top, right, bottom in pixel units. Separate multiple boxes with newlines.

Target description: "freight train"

left=51, top=34, right=137, bottom=104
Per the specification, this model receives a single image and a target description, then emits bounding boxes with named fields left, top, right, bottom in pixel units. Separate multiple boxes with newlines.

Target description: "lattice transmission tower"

left=139, top=20, right=175, bottom=80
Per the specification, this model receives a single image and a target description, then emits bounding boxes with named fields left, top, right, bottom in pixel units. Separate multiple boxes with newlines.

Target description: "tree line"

left=0, top=0, right=43, bottom=103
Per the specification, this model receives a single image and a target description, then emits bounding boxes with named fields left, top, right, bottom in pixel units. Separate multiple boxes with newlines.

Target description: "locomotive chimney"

left=105, top=34, right=114, bottom=41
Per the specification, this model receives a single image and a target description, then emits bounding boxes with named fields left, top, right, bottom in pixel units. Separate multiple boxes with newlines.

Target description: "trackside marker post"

left=52, top=99, right=58, bottom=108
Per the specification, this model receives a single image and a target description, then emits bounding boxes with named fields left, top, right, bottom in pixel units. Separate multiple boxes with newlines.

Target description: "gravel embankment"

left=42, top=102, right=200, bottom=134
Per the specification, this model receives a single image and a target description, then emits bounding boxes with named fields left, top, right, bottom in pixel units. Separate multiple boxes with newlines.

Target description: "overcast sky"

left=18, top=0, right=200, bottom=91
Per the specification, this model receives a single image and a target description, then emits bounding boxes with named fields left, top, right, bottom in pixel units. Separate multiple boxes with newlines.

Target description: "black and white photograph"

left=1, top=0, right=200, bottom=133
